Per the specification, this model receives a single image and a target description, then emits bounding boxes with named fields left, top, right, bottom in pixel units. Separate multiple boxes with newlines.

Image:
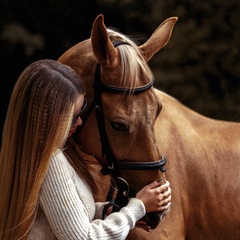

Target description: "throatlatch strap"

left=94, top=63, right=116, bottom=175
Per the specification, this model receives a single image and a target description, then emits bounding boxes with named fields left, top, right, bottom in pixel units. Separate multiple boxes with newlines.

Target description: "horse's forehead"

left=103, top=89, right=160, bottom=119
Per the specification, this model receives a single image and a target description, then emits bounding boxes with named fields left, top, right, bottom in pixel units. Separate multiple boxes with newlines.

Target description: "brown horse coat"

left=58, top=14, right=240, bottom=240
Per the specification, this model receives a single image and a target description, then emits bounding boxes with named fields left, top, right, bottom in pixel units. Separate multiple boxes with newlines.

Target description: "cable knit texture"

left=28, top=149, right=146, bottom=239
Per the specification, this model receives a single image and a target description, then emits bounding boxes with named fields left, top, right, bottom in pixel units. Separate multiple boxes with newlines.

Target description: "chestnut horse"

left=58, top=14, right=240, bottom=240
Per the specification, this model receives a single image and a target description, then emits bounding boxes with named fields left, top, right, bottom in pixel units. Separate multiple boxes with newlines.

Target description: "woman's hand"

left=136, top=180, right=171, bottom=213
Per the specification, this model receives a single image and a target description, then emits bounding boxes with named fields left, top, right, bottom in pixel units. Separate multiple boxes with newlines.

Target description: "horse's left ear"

left=91, top=14, right=118, bottom=67
left=140, top=17, right=178, bottom=62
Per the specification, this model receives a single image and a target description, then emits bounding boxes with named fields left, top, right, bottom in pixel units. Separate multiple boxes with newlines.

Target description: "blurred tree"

left=1, top=0, right=240, bottom=143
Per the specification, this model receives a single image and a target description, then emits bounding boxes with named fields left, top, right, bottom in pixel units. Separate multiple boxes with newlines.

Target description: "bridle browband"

left=93, top=66, right=154, bottom=94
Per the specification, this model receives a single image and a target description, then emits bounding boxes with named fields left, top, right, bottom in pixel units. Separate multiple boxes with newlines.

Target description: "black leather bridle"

left=73, top=41, right=167, bottom=213
left=93, top=61, right=166, bottom=176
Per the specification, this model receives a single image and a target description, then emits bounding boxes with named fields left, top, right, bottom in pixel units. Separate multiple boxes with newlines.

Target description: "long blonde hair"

left=0, top=59, right=88, bottom=239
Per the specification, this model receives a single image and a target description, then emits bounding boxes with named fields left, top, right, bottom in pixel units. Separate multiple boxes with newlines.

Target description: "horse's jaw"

left=143, top=207, right=171, bottom=230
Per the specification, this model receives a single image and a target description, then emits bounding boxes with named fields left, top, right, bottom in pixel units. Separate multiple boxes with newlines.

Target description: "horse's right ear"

left=91, top=14, right=118, bottom=67
left=139, top=17, right=178, bottom=62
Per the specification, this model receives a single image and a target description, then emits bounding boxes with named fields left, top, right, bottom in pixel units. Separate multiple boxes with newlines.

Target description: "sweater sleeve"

left=39, top=150, right=146, bottom=240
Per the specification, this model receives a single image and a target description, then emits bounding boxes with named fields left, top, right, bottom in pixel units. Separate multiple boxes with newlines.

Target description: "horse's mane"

left=107, top=29, right=152, bottom=91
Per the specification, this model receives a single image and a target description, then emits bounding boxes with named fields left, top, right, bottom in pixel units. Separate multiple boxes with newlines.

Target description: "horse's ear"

left=139, top=17, right=178, bottom=62
left=91, top=14, right=118, bottom=67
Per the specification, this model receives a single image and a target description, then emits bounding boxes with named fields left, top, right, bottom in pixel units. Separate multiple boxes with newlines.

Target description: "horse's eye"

left=111, top=122, right=129, bottom=132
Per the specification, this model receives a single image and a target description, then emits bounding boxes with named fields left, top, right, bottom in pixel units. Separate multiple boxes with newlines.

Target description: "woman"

left=0, top=59, right=171, bottom=240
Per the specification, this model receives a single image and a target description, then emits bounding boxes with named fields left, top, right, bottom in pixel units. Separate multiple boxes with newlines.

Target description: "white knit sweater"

left=28, top=149, right=146, bottom=240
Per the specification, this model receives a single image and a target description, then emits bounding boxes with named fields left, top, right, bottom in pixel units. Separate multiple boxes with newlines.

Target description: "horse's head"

left=58, top=14, right=177, bottom=229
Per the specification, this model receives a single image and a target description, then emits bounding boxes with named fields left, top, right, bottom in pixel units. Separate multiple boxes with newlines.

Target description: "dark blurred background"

left=1, top=0, right=240, bottom=139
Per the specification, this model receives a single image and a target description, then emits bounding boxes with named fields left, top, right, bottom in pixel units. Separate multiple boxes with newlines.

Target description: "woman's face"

left=68, top=94, right=85, bottom=137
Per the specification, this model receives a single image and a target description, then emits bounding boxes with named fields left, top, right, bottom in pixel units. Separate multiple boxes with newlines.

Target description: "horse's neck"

left=156, top=88, right=240, bottom=133
left=155, top=88, right=240, bottom=192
